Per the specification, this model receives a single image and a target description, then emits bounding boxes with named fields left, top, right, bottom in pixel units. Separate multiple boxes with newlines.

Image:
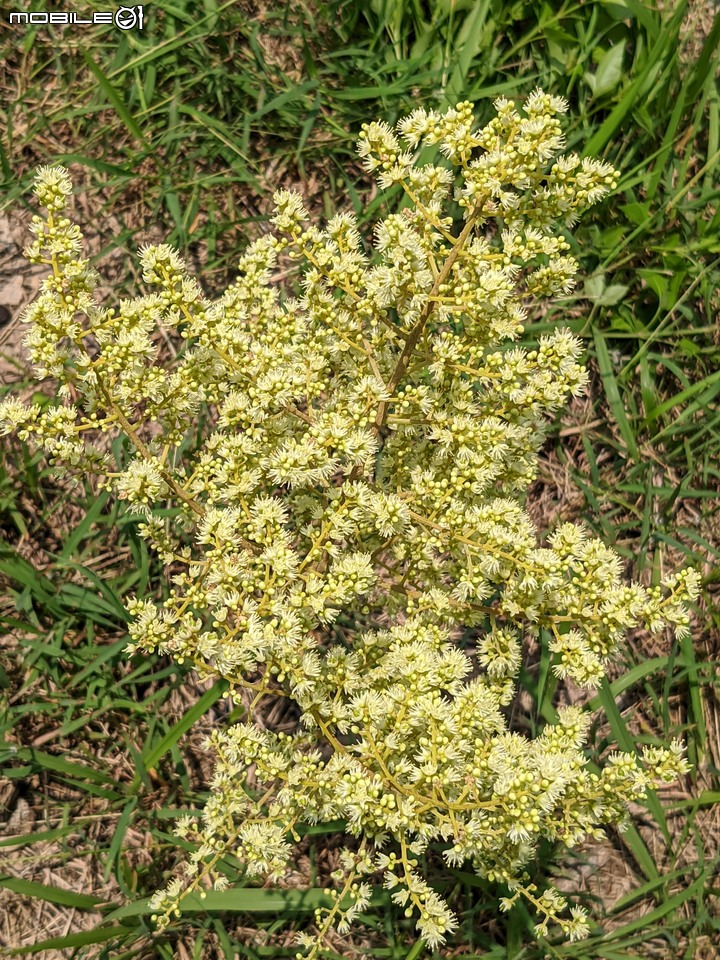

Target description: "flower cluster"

left=1, top=92, right=697, bottom=953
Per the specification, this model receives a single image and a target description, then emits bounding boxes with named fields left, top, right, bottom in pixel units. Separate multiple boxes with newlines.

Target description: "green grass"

left=1, top=1, right=719, bottom=957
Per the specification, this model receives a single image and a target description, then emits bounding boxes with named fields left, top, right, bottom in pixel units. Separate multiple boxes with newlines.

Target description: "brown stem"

left=100, top=385, right=206, bottom=519
left=373, top=206, right=482, bottom=432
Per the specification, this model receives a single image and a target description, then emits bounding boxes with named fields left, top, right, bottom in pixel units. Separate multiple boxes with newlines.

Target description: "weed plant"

left=0, top=3, right=718, bottom=958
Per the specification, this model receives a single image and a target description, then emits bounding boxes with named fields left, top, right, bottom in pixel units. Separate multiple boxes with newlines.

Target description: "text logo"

left=115, top=5, right=143, bottom=29
left=8, top=6, right=145, bottom=30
